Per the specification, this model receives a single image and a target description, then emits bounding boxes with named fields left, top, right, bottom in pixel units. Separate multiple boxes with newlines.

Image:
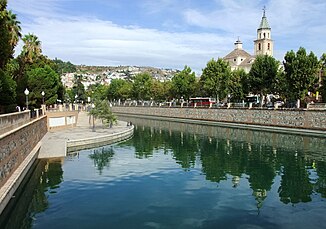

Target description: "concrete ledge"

left=66, top=126, right=134, bottom=153
left=0, top=142, right=41, bottom=215
left=115, top=113, right=326, bottom=138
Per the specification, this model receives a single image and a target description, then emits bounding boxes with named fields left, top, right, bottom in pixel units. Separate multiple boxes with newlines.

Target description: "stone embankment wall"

left=0, top=111, right=30, bottom=135
left=121, top=116, right=326, bottom=161
left=0, top=116, right=47, bottom=188
left=111, top=107, right=326, bottom=131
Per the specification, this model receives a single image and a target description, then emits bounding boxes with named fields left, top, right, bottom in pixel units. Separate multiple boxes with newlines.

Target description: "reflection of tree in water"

left=121, top=120, right=324, bottom=205
left=89, top=147, right=115, bottom=174
left=200, top=138, right=230, bottom=183
left=167, top=131, right=198, bottom=170
left=314, top=161, right=326, bottom=198
left=130, top=126, right=164, bottom=158
left=199, top=137, right=249, bottom=184
left=246, top=144, right=276, bottom=210
left=278, top=150, right=313, bottom=204
left=0, top=159, right=64, bottom=229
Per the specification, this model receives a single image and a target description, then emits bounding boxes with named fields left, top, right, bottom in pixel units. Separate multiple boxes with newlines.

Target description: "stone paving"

left=38, top=112, right=130, bottom=158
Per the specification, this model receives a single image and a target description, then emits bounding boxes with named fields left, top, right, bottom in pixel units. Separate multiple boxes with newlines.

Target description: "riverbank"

left=111, top=106, right=326, bottom=138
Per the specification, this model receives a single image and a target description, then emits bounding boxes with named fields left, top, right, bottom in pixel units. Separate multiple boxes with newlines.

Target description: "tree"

left=107, top=79, right=131, bottom=101
left=171, top=65, right=196, bottom=100
left=228, top=69, right=247, bottom=102
left=319, top=53, right=326, bottom=102
left=248, top=55, right=280, bottom=105
left=119, top=80, right=132, bottom=101
left=151, top=80, right=171, bottom=102
left=89, top=100, right=117, bottom=129
left=0, top=69, right=17, bottom=113
left=87, top=83, right=109, bottom=102
left=72, top=74, right=86, bottom=103
left=52, top=58, right=76, bottom=74
left=0, top=0, right=13, bottom=69
left=6, top=10, right=21, bottom=48
left=283, top=47, right=319, bottom=107
left=21, top=33, right=42, bottom=64
left=200, top=58, right=231, bottom=102
left=132, top=72, right=153, bottom=101
left=26, top=65, right=61, bottom=107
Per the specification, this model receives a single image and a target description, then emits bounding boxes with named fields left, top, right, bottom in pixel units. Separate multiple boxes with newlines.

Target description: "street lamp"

left=92, top=103, right=95, bottom=132
left=41, top=91, right=45, bottom=104
left=24, top=88, right=29, bottom=110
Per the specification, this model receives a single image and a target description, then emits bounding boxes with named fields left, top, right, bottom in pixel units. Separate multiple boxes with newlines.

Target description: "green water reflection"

left=1, top=117, right=326, bottom=228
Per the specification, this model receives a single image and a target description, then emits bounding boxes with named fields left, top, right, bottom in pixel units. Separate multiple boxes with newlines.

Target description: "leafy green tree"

left=87, top=83, right=109, bottom=102
left=283, top=47, right=319, bottom=107
left=0, top=59, right=19, bottom=112
left=0, top=69, right=17, bottom=112
left=64, top=88, right=75, bottom=103
left=132, top=72, right=153, bottom=101
left=319, top=53, right=326, bottom=102
left=72, top=74, right=86, bottom=103
left=107, top=79, right=131, bottom=101
left=26, top=65, right=61, bottom=107
left=89, top=99, right=117, bottom=128
left=119, top=80, right=132, bottom=101
left=228, top=69, right=247, bottom=102
left=151, top=80, right=168, bottom=102
left=248, top=55, right=280, bottom=104
left=200, top=58, right=231, bottom=102
left=171, top=65, right=196, bottom=100
left=52, top=58, right=76, bottom=74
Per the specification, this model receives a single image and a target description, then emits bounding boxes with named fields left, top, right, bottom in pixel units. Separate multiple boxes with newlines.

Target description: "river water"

left=1, top=117, right=326, bottom=229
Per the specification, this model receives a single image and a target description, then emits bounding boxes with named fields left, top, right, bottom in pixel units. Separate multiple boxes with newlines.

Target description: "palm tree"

left=0, top=0, right=7, bottom=11
left=21, top=33, right=42, bottom=63
left=6, top=10, right=21, bottom=47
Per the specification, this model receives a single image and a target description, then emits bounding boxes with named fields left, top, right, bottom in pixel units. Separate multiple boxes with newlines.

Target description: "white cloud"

left=19, top=16, right=230, bottom=72
left=8, top=0, right=326, bottom=73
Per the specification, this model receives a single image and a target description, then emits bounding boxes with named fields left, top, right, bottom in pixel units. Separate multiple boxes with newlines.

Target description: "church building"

left=223, top=9, right=273, bottom=73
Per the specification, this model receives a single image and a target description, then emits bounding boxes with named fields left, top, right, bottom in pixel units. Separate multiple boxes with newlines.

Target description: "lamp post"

left=41, top=91, right=45, bottom=104
left=24, top=88, right=29, bottom=110
left=92, top=103, right=95, bottom=132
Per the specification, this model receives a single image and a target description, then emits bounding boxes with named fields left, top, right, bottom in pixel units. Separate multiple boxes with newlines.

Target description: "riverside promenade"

left=39, top=112, right=134, bottom=158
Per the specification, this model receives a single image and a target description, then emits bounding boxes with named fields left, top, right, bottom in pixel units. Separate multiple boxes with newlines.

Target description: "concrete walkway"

left=39, top=112, right=132, bottom=158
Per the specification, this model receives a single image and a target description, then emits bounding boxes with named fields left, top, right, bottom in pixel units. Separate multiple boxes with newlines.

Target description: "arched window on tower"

left=268, top=33, right=270, bottom=38
left=258, top=43, right=261, bottom=51
left=264, top=33, right=266, bottom=38
left=268, top=43, right=270, bottom=50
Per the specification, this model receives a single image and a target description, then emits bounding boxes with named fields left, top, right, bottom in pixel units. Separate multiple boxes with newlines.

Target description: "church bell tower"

left=254, top=7, right=273, bottom=56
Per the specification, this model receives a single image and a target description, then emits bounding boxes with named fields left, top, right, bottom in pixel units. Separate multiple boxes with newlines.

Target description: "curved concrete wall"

left=66, top=126, right=134, bottom=153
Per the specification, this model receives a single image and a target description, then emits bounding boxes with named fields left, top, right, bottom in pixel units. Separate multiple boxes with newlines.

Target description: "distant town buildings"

left=223, top=8, right=273, bottom=72
left=61, top=66, right=178, bottom=89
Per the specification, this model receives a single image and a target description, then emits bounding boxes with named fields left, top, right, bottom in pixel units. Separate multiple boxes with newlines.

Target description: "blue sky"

left=8, top=0, right=326, bottom=73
